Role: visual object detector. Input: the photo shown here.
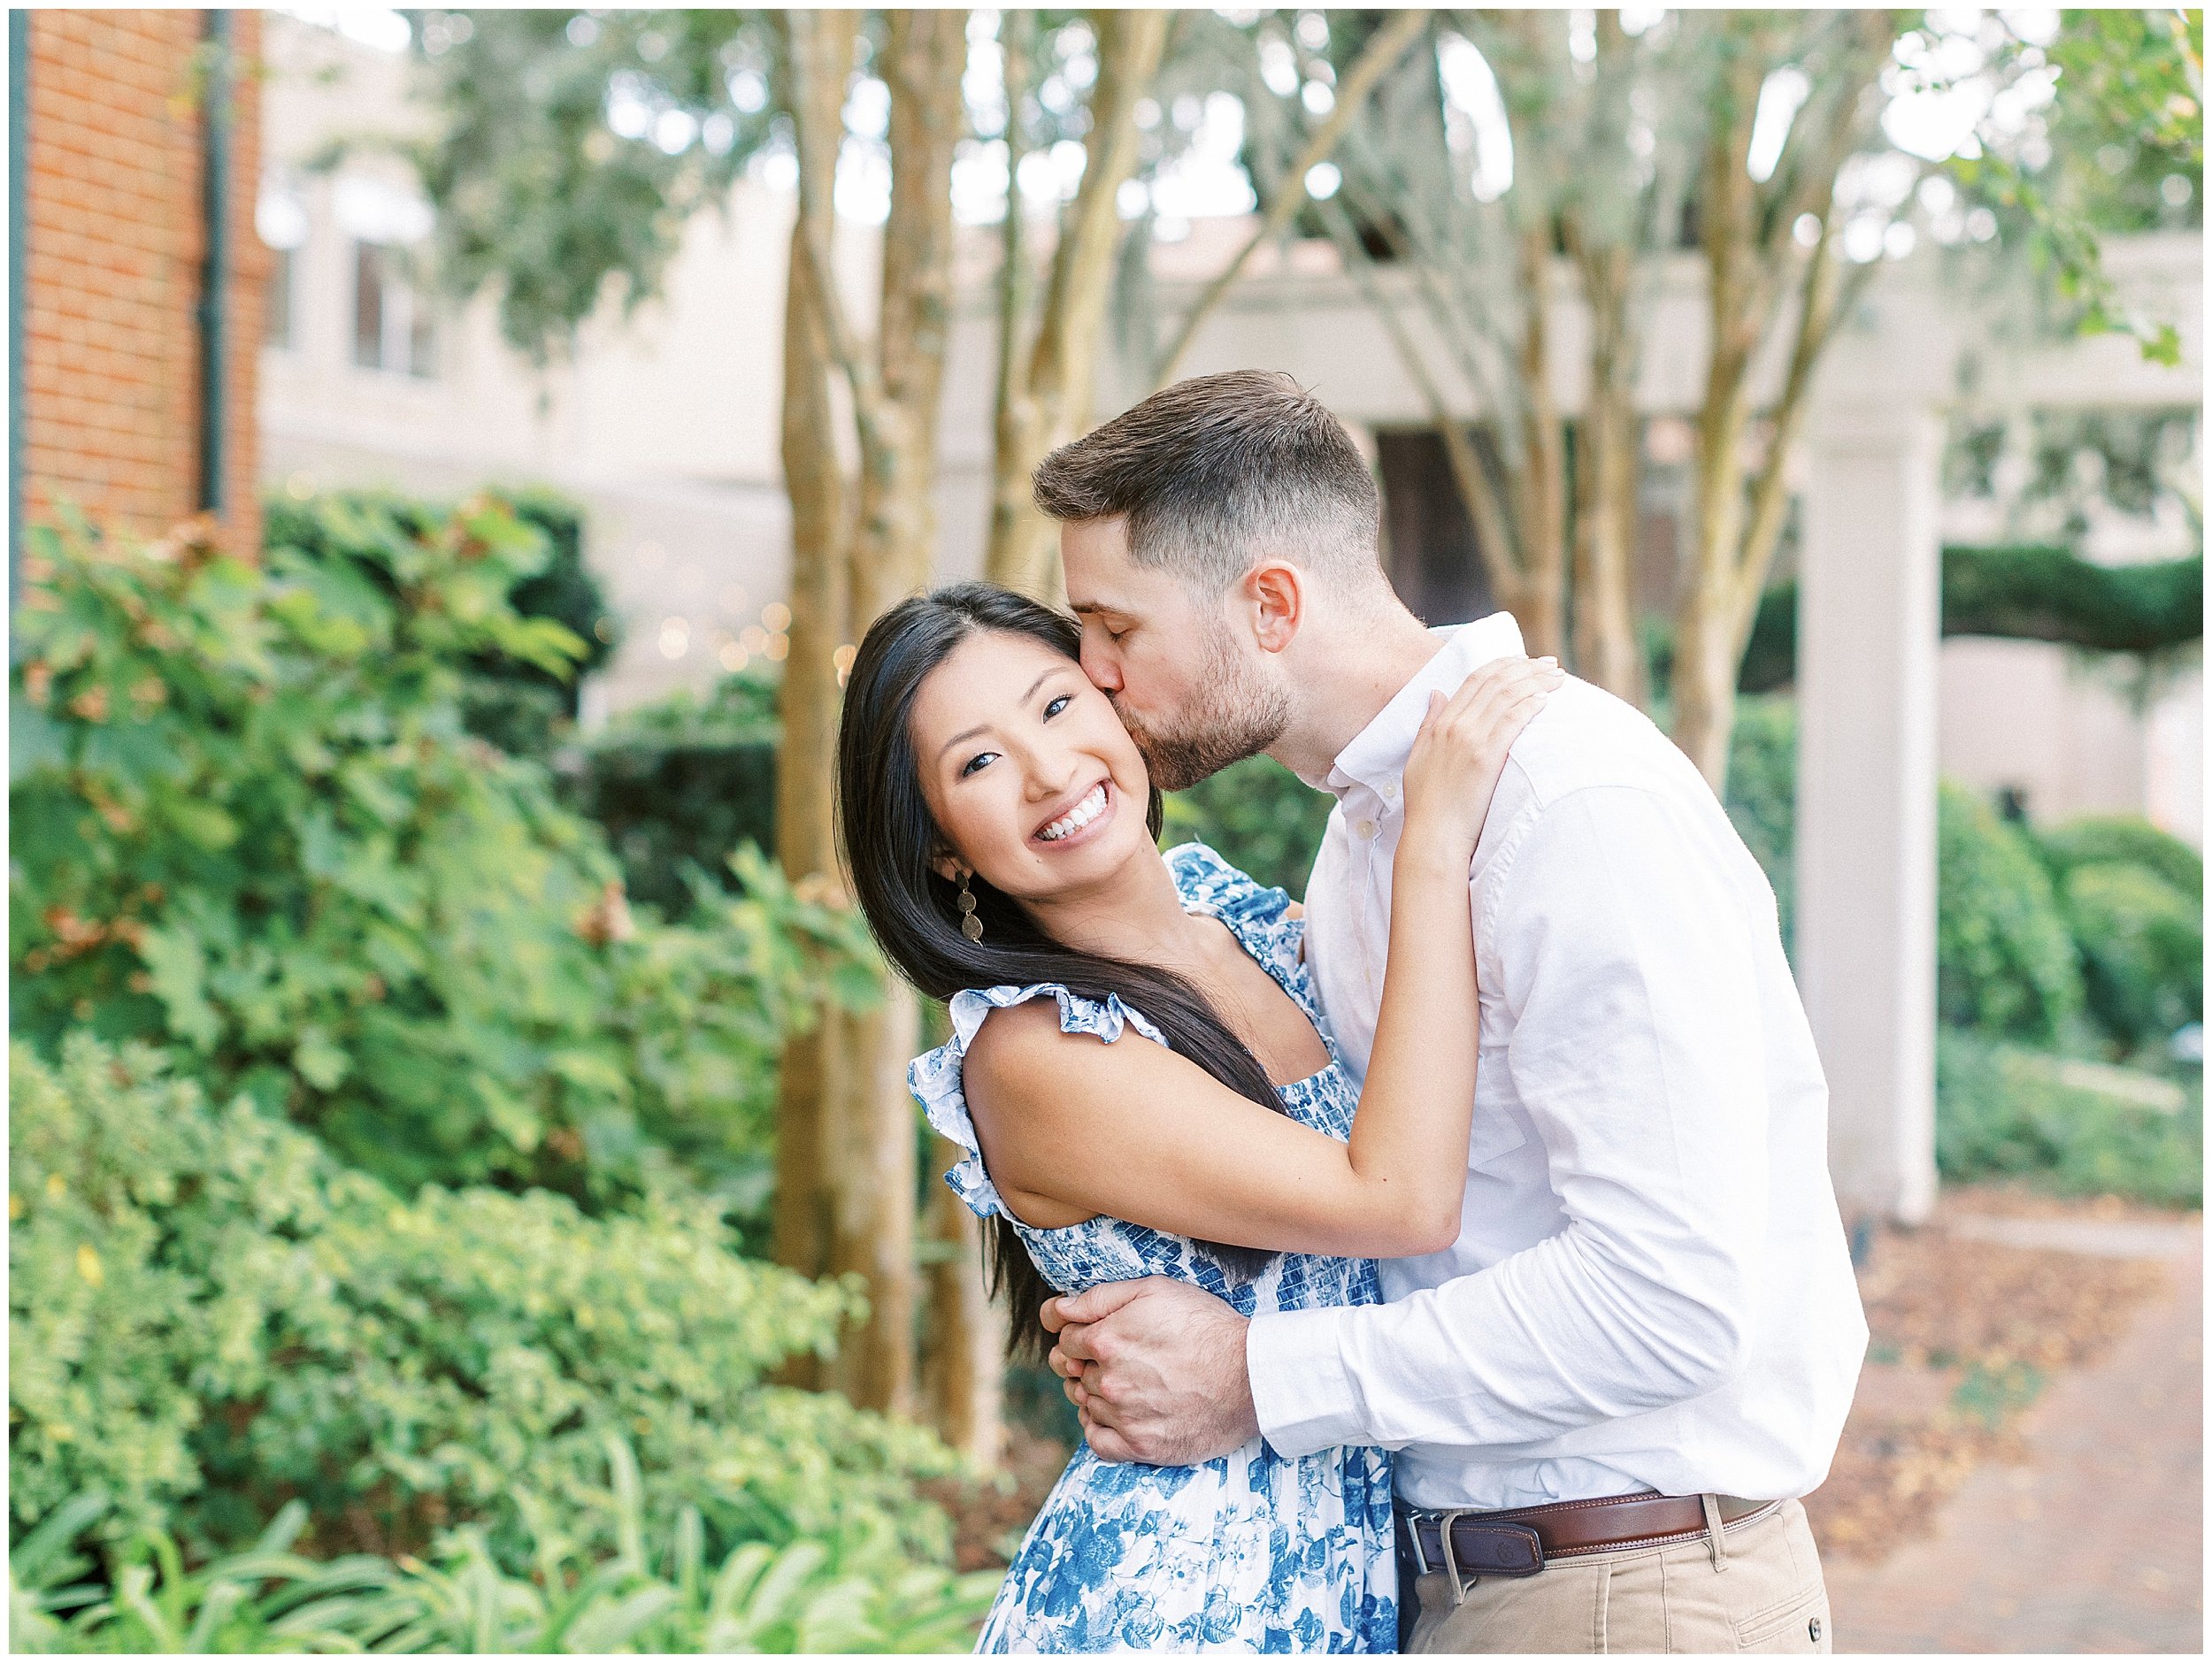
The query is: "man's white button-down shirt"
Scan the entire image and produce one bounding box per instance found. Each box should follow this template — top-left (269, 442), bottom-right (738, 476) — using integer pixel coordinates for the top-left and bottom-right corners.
top-left (1248, 616), bottom-right (1868, 1512)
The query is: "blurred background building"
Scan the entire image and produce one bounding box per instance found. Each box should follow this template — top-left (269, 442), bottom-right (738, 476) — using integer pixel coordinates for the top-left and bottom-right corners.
top-left (251, 8), bottom-right (2200, 846)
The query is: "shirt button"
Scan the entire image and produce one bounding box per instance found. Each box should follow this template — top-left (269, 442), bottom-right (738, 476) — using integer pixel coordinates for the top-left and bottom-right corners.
top-left (1355, 819), bottom-right (1378, 839)
top-left (1379, 781), bottom-right (1398, 801)
top-left (1809, 1617), bottom-right (1823, 1644)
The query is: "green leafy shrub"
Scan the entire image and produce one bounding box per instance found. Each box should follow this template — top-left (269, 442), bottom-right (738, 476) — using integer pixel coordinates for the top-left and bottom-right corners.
top-left (10, 1037), bottom-right (958, 1575)
top-left (2059, 862), bottom-right (2204, 1057)
top-left (2036, 813), bottom-right (2205, 900)
top-left (1937, 781), bottom-right (2085, 1043)
top-left (1936, 1030), bottom-right (2202, 1206)
top-left (14, 1465), bottom-right (997, 1655)
top-left (1161, 755), bottom-right (1334, 898)
top-left (566, 670), bottom-right (782, 916)
top-left (1721, 694), bottom-right (1798, 950)
top-left (262, 487), bottom-right (616, 759)
top-left (10, 510), bottom-right (871, 1196)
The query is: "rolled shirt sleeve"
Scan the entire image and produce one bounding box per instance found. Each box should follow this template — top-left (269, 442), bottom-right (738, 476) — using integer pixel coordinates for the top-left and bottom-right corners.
top-left (1250, 784), bottom-right (1775, 1460)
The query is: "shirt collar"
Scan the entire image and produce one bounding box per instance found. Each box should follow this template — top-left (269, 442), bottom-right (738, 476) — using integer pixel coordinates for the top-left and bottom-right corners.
top-left (1321, 612), bottom-right (1529, 801)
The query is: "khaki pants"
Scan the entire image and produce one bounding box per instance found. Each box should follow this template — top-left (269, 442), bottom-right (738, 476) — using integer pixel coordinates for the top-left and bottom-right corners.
top-left (1404, 1498), bottom-right (1833, 1654)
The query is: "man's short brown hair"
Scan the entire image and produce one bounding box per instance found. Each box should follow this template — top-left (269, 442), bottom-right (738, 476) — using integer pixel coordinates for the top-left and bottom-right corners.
top-left (1033, 370), bottom-right (1383, 594)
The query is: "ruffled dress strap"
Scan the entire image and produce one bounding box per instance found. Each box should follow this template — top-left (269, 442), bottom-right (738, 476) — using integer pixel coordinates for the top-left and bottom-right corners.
top-left (908, 983), bottom-right (1171, 1222)
top-left (1164, 840), bottom-right (1304, 983)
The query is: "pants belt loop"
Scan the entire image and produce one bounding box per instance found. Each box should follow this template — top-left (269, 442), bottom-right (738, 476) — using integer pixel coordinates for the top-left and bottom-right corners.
top-left (1700, 1492), bottom-right (1728, 1574)
top-left (1437, 1511), bottom-right (1473, 1606)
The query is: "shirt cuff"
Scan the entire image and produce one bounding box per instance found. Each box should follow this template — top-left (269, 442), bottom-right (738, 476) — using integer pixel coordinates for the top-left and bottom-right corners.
top-left (1247, 1303), bottom-right (1367, 1459)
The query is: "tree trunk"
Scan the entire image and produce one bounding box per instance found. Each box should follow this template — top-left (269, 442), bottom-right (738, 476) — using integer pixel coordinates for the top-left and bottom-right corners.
top-left (984, 10), bottom-right (1171, 598)
top-left (1670, 12), bottom-right (1887, 791)
top-left (771, 13), bottom-right (858, 1348)
top-left (771, 8), bottom-right (958, 1422)
top-left (921, 1134), bottom-right (1010, 1468)
top-left (1571, 239), bottom-right (1647, 706)
top-left (823, 980), bottom-right (922, 1417)
top-left (1510, 227), bottom-right (1569, 658)
top-left (850, 9), bottom-right (966, 622)
top-left (788, 8), bottom-right (968, 1421)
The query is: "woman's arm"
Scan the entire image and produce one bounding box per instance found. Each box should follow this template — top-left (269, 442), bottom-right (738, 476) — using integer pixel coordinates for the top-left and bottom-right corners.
top-left (965, 656), bottom-right (1560, 1261)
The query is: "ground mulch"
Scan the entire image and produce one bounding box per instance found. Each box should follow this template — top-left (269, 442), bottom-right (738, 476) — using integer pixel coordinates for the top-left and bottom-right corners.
top-left (1803, 1185), bottom-right (2178, 1563)
top-left (929, 1425), bottom-right (1074, 1573)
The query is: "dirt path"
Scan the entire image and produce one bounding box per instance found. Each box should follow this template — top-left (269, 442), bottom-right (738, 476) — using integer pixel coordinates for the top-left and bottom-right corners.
top-left (1825, 1215), bottom-right (2202, 1654)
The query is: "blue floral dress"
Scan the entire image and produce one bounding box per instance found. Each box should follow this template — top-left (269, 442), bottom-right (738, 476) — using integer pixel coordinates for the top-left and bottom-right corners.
top-left (910, 843), bottom-right (1398, 1653)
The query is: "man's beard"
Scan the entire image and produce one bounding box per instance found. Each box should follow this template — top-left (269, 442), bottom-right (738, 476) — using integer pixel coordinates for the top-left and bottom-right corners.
top-left (1116, 628), bottom-right (1291, 792)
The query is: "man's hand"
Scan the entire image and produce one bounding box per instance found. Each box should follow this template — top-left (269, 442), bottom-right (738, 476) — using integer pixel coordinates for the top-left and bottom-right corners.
top-left (1042, 1276), bottom-right (1258, 1465)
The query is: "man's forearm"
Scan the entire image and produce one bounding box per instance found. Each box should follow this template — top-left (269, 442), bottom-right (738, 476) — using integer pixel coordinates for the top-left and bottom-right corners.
top-left (1248, 1224), bottom-right (1752, 1460)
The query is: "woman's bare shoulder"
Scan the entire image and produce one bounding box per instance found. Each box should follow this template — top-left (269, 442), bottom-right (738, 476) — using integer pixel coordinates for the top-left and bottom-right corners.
top-left (960, 992), bottom-right (1169, 1117)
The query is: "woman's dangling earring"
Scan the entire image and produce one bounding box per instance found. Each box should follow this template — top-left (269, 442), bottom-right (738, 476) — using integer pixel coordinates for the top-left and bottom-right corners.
top-left (957, 872), bottom-right (984, 942)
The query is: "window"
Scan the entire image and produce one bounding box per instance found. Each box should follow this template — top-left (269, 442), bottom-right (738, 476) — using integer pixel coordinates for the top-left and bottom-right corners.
top-left (256, 180), bottom-right (308, 350)
top-left (350, 241), bottom-right (436, 378)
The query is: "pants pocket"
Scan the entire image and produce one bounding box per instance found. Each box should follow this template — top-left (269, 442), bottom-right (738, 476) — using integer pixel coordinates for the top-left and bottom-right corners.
top-left (1732, 1583), bottom-right (1831, 1653)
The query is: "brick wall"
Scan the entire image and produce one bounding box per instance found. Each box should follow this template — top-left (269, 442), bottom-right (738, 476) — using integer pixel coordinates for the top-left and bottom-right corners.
top-left (21, 9), bottom-right (265, 556)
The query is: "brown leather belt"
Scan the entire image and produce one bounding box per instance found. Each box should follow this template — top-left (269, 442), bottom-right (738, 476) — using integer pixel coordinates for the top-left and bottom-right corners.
top-left (1397, 1491), bottom-right (1781, 1581)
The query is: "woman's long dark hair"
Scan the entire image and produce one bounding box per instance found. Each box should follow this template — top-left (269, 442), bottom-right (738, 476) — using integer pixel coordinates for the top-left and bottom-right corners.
top-left (837, 581), bottom-right (1286, 1362)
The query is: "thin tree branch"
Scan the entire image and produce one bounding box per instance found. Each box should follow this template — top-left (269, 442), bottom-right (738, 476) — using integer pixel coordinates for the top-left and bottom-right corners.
top-left (1320, 195), bottom-right (1525, 604)
top-left (1151, 7), bottom-right (1432, 387)
top-left (784, 10), bottom-right (885, 441)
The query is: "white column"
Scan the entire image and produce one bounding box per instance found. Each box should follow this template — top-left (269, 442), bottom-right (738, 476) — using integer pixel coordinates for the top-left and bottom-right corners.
top-left (1796, 404), bottom-right (1943, 1224)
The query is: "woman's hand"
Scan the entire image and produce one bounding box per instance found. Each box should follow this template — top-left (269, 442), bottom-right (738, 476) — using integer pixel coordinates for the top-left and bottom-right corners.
top-left (1400, 655), bottom-right (1563, 865)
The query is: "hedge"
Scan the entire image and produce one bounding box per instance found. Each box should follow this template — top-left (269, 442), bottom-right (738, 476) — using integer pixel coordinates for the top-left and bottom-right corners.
top-left (1736, 543), bottom-right (2202, 694)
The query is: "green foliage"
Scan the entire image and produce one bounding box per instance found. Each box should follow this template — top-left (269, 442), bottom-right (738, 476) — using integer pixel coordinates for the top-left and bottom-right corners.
top-left (1721, 694), bottom-right (1798, 952)
top-left (10, 509), bottom-right (871, 1197)
top-left (1937, 782), bottom-right (2085, 1043)
top-left (261, 485), bottom-right (616, 758)
top-left (2058, 862), bottom-right (2204, 1057)
top-left (1945, 9), bottom-right (2200, 362)
top-left (1936, 1030), bottom-right (2202, 1207)
top-left (1947, 410), bottom-right (2200, 548)
top-left (2032, 815), bottom-right (2202, 1057)
top-left (411, 10), bottom-right (780, 358)
top-left (567, 670), bottom-right (783, 916)
top-left (1939, 542), bottom-right (2203, 654)
top-left (10, 1036), bottom-right (958, 1577)
top-left (2036, 813), bottom-right (2205, 899)
top-left (1161, 754), bottom-right (1335, 899)
top-left (1737, 545), bottom-right (2203, 694)
top-left (14, 1468), bottom-right (997, 1654)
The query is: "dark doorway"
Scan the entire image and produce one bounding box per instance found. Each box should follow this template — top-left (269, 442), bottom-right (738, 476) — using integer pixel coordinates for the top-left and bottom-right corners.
top-left (1375, 426), bottom-right (1495, 626)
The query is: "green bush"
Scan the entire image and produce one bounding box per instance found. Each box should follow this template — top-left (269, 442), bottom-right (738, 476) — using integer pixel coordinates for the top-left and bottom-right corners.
top-left (262, 487), bottom-right (616, 760)
top-left (566, 670), bottom-right (782, 916)
top-left (1936, 1030), bottom-right (2202, 1206)
top-left (10, 509), bottom-right (872, 1197)
top-left (1161, 754), bottom-right (1335, 899)
top-left (1722, 694), bottom-right (1798, 950)
top-left (13, 1471), bottom-right (997, 1655)
top-left (2060, 862), bottom-right (2204, 1056)
top-left (2025, 814), bottom-right (2202, 1057)
top-left (1937, 781), bottom-right (2085, 1043)
top-left (2036, 813), bottom-right (2204, 899)
top-left (10, 1037), bottom-right (958, 1575)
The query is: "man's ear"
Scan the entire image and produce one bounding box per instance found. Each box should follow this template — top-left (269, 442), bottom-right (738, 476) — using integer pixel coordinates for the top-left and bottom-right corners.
top-left (1246, 560), bottom-right (1305, 655)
